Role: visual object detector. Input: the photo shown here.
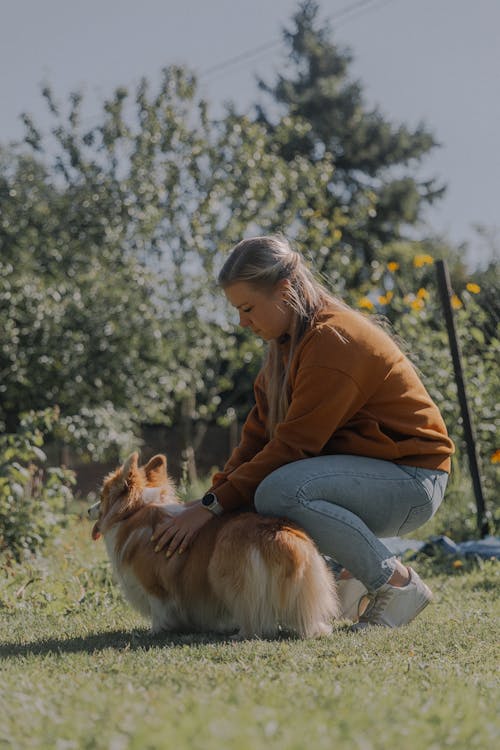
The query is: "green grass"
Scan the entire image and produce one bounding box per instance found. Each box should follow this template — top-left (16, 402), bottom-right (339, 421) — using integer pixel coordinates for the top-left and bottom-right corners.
top-left (0, 509), bottom-right (499, 750)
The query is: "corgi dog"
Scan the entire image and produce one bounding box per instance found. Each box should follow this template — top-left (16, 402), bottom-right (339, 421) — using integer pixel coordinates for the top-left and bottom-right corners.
top-left (88, 452), bottom-right (339, 639)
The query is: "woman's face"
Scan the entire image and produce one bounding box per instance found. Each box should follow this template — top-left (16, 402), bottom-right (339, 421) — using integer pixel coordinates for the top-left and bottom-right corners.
top-left (224, 281), bottom-right (293, 341)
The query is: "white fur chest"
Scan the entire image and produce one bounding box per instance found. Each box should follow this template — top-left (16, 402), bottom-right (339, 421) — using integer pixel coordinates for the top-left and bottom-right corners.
top-left (103, 526), bottom-right (151, 618)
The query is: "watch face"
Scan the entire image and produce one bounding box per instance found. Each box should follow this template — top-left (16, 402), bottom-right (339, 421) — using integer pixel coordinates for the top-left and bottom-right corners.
top-left (202, 493), bottom-right (216, 507)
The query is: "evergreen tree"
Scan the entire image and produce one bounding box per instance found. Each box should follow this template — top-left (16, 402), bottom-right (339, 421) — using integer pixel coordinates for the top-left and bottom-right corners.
top-left (256, 1), bottom-right (445, 280)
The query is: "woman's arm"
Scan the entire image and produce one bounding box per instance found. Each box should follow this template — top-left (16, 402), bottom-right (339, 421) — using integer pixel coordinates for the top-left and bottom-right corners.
top-left (210, 371), bottom-right (269, 489)
top-left (212, 329), bottom-right (372, 510)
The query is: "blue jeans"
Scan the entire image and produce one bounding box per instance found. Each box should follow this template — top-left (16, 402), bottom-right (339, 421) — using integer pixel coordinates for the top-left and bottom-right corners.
top-left (254, 455), bottom-right (448, 591)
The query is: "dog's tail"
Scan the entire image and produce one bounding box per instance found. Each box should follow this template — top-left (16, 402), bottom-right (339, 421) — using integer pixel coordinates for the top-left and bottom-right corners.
top-left (210, 516), bottom-right (339, 638)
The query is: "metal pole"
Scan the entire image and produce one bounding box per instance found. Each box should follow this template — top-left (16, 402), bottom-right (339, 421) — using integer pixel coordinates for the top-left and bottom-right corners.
top-left (435, 259), bottom-right (490, 537)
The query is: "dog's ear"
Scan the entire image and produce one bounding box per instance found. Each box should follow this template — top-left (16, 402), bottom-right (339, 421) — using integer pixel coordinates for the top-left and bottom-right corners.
top-left (121, 452), bottom-right (140, 485)
top-left (144, 454), bottom-right (168, 485)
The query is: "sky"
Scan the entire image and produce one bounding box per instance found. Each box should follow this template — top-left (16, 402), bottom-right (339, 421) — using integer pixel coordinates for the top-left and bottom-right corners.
top-left (2, 0), bottom-right (499, 269)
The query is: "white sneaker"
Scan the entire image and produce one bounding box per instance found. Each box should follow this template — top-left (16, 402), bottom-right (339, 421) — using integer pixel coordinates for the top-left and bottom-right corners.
top-left (353, 567), bottom-right (433, 629)
top-left (337, 577), bottom-right (369, 622)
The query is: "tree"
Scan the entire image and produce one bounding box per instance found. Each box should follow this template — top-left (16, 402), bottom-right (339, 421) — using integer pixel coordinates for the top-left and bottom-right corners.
top-left (1, 67), bottom-right (336, 475)
top-left (0, 148), bottom-right (167, 455)
top-left (256, 1), bottom-right (445, 285)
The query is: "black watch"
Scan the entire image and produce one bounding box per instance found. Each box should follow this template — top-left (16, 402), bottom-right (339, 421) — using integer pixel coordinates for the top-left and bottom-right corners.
top-left (201, 492), bottom-right (224, 516)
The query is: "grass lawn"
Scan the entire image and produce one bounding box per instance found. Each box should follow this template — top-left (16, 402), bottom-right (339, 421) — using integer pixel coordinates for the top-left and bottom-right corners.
top-left (1, 510), bottom-right (499, 750)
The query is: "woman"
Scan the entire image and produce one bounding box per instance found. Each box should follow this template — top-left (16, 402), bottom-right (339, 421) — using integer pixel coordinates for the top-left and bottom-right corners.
top-left (152, 235), bottom-right (454, 628)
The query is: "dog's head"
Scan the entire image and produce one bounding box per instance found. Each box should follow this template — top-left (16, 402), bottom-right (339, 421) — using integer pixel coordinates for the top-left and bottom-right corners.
top-left (88, 452), bottom-right (173, 540)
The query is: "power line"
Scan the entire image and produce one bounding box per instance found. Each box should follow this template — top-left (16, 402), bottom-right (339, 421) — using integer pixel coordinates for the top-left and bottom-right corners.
top-left (201, 39), bottom-right (279, 79)
top-left (12, 0), bottom-right (399, 138)
top-left (201, 0), bottom-right (398, 81)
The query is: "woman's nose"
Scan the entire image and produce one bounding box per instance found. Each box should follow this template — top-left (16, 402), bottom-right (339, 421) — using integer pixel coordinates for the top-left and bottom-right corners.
top-left (239, 312), bottom-right (250, 327)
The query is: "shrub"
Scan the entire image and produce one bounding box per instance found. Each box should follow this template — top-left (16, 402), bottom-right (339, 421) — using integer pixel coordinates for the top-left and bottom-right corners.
top-left (353, 255), bottom-right (499, 533)
top-left (0, 408), bottom-right (75, 560)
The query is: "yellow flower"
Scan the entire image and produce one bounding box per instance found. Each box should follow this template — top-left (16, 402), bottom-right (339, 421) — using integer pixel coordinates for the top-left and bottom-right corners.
top-left (413, 254), bottom-right (434, 268)
top-left (410, 299), bottom-right (425, 311)
top-left (451, 294), bottom-right (463, 309)
top-left (378, 292), bottom-right (394, 305)
top-left (466, 282), bottom-right (481, 294)
top-left (332, 229), bottom-right (342, 242)
top-left (417, 288), bottom-right (429, 300)
top-left (358, 296), bottom-right (375, 310)
top-left (491, 449), bottom-right (500, 464)
top-left (387, 261), bottom-right (399, 272)
top-left (452, 560), bottom-right (463, 569)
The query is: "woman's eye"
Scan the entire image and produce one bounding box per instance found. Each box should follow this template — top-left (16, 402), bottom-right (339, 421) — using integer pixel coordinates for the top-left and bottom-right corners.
top-left (242, 307), bottom-right (253, 313)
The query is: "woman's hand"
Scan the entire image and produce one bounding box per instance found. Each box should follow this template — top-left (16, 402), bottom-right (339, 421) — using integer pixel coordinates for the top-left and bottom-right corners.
top-left (151, 502), bottom-right (213, 557)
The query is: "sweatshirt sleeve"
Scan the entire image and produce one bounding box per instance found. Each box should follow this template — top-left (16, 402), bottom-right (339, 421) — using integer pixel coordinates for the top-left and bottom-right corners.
top-left (214, 333), bottom-right (370, 510)
top-left (209, 371), bottom-right (268, 491)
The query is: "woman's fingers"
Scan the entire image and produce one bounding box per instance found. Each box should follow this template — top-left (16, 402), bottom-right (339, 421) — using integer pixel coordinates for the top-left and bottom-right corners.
top-left (151, 505), bottom-right (212, 557)
top-left (175, 528), bottom-right (196, 556)
top-left (151, 520), bottom-right (177, 551)
top-left (150, 521), bottom-right (168, 544)
top-left (164, 528), bottom-right (184, 557)
top-left (152, 520), bottom-right (189, 555)
top-left (150, 510), bottom-right (179, 543)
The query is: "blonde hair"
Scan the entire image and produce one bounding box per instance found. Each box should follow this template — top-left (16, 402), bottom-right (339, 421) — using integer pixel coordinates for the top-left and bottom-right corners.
top-left (218, 235), bottom-right (345, 436)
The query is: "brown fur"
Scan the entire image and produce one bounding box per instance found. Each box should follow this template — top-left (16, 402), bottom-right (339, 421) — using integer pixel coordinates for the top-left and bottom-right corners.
top-left (89, 452), bottom-right (340, 638)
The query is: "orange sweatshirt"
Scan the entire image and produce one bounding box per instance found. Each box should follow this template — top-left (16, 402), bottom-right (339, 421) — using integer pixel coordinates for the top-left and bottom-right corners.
top-left (210, 305), bottom-right (454, 511)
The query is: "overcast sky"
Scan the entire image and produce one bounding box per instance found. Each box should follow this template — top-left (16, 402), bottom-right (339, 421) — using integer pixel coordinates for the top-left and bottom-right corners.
top-left (2, 0), bottom-right (499, 268)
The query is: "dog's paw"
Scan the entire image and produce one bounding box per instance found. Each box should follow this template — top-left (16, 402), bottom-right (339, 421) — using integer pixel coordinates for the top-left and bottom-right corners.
top-left (309, 621), bottom-right (333, 638)
top-left (149, 620), bottom-right (170, 635)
